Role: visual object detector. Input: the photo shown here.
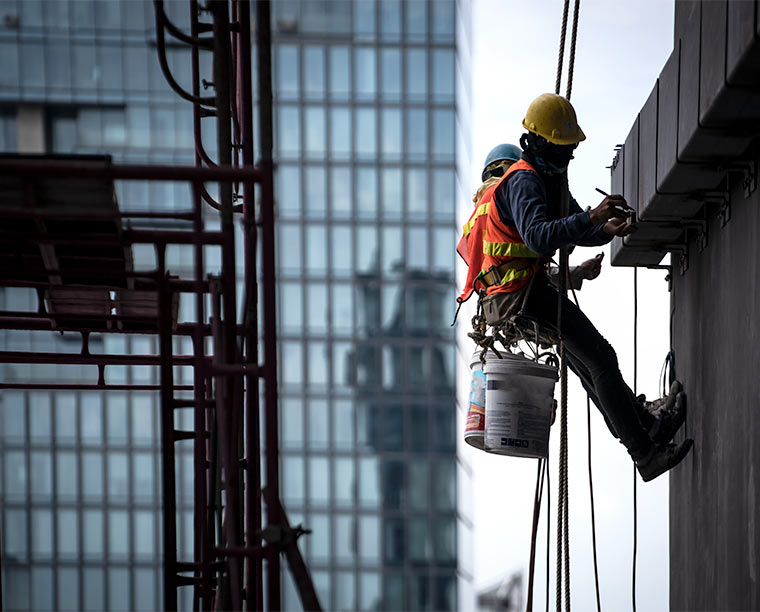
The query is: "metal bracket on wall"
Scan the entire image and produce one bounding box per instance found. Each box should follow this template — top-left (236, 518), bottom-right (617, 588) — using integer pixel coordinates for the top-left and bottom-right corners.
top-left (661, 244), bottom-right (688, 275)
top-left (719, 161), bottom-right (757, 199)
top-left (646, 263), bottom-right (673, 292)
top-left (703, 190), bottom-right (731, 228)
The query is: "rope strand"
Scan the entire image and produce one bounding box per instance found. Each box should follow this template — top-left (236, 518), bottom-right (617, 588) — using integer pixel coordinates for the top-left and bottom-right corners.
top-left (565, 0), bottom-right (581, 100)
top-left (555, 0), bottom-right (571, 95)
top-left (632, 267), bottom-right (639, 612)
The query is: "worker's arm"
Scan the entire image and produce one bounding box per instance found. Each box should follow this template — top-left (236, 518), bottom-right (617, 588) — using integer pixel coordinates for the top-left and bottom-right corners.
top-left (495, 171), bottom-right (609, 255)
top-left (568, 197), bottom-right (614, 246)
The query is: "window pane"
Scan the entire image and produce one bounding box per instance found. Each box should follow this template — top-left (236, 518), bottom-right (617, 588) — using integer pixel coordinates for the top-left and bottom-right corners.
top-left (332, 342), bottom-right (353, 388)
top-left (380, 48), bottom-right (401, 100)
top-left (354, 0), bottom-right (376, 38)
top-left (382, 227), bottom-right (403, 279)
top-left (57, 510), bottom-right (79, 559)
top-left (21, 41), bottom-right (45, 88)
top-left (334, 457), bottom-right (354, 506)
top-left (433, 458), bottom-right (456, 511)
top-left (305, 166), bottom-right (327, 218)
top-left (355, 108), bottom-right (376, 159)
top-left (277, 105), bottom-right (300, 158)
top-left (306, 283), bottom-right (328, 334)
top-left (407, 169), bottom-right (426, 219)
top-left (281, 342), bottom-right (303, 386)
top-left (406, 49), bottom-right (427, 101)
top-left (5, 451), bottom-right (26, 500)
top-left (58, 567), bottom-right (79, 611)
top-left (307, 400), bottom-right (330, 449)
top-left (278, 164), bottom-right (301, 217)
top-left (331, 283), bottom-right (353, 334)
top-left (354, 48), bottom-right (376, 99)
top-left (380, 0), bottom-right (401, 40)
top-left (303, 45), bottom-right (325, 98)
top-left (31, 568), bottom-right (53, 611)
top-left (434, 517), bottom-right (456, 563)
top-left (336, 570), bottom-right (356, 611)
top-left (308, 456), bottom-right (330, 505)
top-left (56, 393), bottom-right (77, 444)
top-left (329, 46), bottom-right (350, 99)
top-left (280, 282), bottom-right (303, 335)
top-left (358, 457), bottom-right (380, 508)
top-left (109, 510), bottom-right (129, 559)
top-left (405, 0), bottom-right (427, 40)
top-left (307, 342), bottom-right (328, 387)
top-left (80, 392), bottom-right (102, 444)
top-left (277, 45), bottom-right (299, 98)
top-left (109, 568), bottom-right (130, 611)
top-left (134, 568), bottom-right (156, 612)
top-left (281, 399), bottom-right (304, 449)
top-left (432, 49), bottom-right (455, 101)
top-left (57, 451), bottom-right (78, 502)
top-left (329, 107), bottom-right (351, 159)
top-left (381, 167), bottom-right (402, 218)
top-left (359, 516), bottom-right (380, 563)
top-left (83, 568), bottom-right (105, 612)
top-left (381, 109), bottom-right (401, 160)
top-left (283, 455), bottom-right (304, 505)
top-left (309, 514), bottom-right (330, 562)
top-left (331, 166), bottom-right (352, 218)
top-left (306, 225), bottom-right (327, 275)
top-left (407, 226), bottom-right (428, 270)
top-left (31, 509), bottom-right (53, 559)
top-left (356, 167), bottom-right (377, 219)
top-left (107, 394), bottom-right (128, 445)
top-left (331, 400), bottom-right (354, 449)
top-left (30, 451), bottom-right (52, 500)
top-left (383, 517), bottom-right (404, 565)
top-left (431, 168), bottom-right (455, 221)
top-left (108, 452), bottom-right (128, 502)
top-left (29, 392), bottom-right (51, 442)
top-left (406, 109), bottom-right (427, 160)
top-left (134, 511), bottom-right (155, 557)
top-left (335, 515), bottom-right (355, 563)
top-left (382, 407), bottom-right (404, 451)
top-left (305, 106), bottom-right (326, 158)
top-left (331, 227), bottom-right (352, 277)
top-left (360, 572), bottom-right (381, 611)
top-left (279, 223), bottom-right (302, 275)
top-left (408, 459), bottom-right (429, 510)
top-left (432, 109), bottom-right (455, 160)
top-left (432, 0), bottom-right (455, 38)
top-left (355, 226), bottom-right (378, 275)
top-left (83, 510), bottom-right (104, 559)
top-left (133, 453), bottom-right (154, 502)
top-left (82, 451), bottom-right (103, 501)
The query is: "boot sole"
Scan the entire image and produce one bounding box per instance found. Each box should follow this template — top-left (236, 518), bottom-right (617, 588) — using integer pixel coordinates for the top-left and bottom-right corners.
top-left (640, 438), bottom-right (694, 483)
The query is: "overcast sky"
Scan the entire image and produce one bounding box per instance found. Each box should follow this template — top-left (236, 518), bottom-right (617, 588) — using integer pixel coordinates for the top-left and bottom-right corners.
top-left (462, 1), bottom-right (676, 610)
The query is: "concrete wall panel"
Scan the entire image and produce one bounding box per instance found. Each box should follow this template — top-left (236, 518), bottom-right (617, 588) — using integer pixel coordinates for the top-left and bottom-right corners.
top-left (670, 149), bottom-right (760, 611)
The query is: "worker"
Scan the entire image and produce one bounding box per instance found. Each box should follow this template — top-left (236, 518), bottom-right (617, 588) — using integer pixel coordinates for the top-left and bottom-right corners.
top-left (458, 94), bottom-right (692, 482)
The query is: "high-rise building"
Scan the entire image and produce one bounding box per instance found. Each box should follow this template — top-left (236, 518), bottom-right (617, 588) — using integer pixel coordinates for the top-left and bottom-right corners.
top-left (0, 1), bottom-right (472, 610)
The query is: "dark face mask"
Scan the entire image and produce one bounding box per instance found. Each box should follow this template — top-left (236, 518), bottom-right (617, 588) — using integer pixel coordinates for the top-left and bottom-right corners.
top-left (521, 133), bottom-right (577, 175)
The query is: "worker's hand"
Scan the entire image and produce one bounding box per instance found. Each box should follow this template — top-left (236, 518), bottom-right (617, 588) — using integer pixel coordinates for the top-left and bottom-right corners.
top-left (580, 256), bottom-right (603, 280)
top-left (603, 217), bottom-right (638, 237)
top-left (589, 194), bottom-right (633, 225)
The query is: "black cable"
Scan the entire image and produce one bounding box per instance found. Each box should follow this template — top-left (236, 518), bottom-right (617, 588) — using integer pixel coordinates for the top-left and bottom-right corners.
top-left (632, 267), bottom-right (638, 612)
top-left (587, 396), bottom-right (602, 612)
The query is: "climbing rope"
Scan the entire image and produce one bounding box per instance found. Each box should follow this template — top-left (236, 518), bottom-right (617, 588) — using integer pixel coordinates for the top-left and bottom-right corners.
top-left (587, 396), bottom-right (602, 612)
top-left (632, 267), bottom-right (639, 612)
top-left (555, 0), bottom-right (570, 96)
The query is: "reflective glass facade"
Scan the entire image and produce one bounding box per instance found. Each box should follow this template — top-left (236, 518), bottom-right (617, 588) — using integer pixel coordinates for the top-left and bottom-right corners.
top-left (0, 1), bottom-right (471, 610)
top-left (272, 1), bottom-right (471, 609)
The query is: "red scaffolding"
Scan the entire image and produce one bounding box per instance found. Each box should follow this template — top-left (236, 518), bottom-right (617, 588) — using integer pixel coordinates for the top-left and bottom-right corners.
top-left (0, 1), bottom-right (319, 610)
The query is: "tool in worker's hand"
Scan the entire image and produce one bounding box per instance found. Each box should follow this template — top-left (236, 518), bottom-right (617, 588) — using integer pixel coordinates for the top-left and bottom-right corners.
top-left (596, 252), bottom-right (604, 262)
top-left (595, 187), bottom-right (634, 217)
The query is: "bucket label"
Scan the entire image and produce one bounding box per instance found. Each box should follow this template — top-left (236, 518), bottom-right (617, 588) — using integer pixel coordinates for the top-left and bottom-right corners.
top-left (485, 401), bottom-right (552, 457)
top-left (469, 370), bottom-right (486, 408)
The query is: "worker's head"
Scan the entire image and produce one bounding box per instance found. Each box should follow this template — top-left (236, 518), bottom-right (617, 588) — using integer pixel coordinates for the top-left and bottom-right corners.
top-left (481, 143), bottom-right (523, 182)
top-left (520, 93), bottom-right (585, 175)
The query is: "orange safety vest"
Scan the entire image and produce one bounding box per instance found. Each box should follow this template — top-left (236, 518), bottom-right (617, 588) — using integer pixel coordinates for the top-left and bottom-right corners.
top-left (457, 159), bottom-right (542, 302)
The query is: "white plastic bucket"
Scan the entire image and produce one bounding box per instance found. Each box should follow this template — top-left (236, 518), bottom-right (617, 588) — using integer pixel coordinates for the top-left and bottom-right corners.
top-left (483, 354), bottom-right (558, 458)
top-left (464, 350), bottom-right (487, 449)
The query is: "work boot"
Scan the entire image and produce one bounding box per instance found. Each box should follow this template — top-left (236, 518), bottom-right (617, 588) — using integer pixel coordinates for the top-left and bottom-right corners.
top-left (649, 391), bottom-right (687, 445)
top-left (635, 438), bottom-right (694, 483)
top-left (642, 381), bottom-right (686, 444)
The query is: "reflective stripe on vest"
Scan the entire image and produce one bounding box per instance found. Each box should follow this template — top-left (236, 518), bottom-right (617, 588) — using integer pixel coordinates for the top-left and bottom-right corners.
top-left (482, 159), bottom-right (542, 295)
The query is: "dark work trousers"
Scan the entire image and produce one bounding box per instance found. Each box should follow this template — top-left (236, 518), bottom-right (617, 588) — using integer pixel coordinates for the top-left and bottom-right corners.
top-left (520, 274), bottom-right (653, 459)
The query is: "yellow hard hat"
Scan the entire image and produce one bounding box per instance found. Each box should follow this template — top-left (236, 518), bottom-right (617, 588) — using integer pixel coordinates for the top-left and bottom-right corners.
top-left (522, 93), bottom-right (586, 145)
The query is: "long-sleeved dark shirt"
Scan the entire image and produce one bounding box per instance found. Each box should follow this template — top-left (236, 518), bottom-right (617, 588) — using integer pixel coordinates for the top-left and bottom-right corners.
top-left (493, 168), bottom-right (612, 256)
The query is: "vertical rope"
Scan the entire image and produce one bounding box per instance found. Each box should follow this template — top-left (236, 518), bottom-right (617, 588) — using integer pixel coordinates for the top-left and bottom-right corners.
top-left (587, 397), bottom-right (602, 612)
top-left (546, 463), bottom-right (551, 612)
top-left (555, 0), bottom-right (571, 95)
top-left (565, 0), bottom-right (581, 100)
top-left (527, 459), bottom-right (547, 612)
top-left (632, 267), bottom-right (639, 612)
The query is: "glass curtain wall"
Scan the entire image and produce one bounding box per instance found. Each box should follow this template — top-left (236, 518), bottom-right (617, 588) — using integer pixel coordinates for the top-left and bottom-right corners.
top-left (0, 2), bottom-right (202, 610)
top-left (272, 1), bottom-right (465, 610)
